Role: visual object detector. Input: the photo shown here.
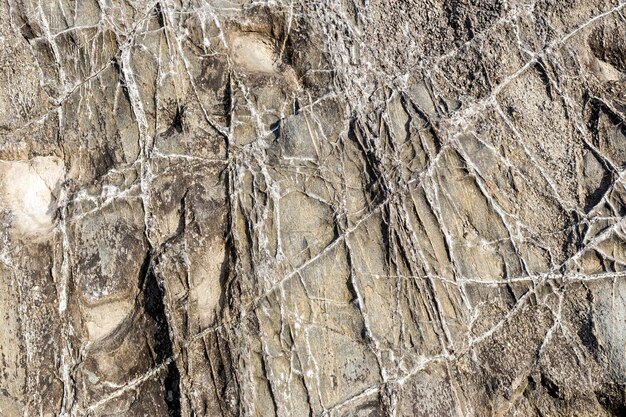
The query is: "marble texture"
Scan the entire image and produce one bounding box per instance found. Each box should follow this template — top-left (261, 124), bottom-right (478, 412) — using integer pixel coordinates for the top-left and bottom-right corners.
top-left (0, 0), bottom-right (626, 416)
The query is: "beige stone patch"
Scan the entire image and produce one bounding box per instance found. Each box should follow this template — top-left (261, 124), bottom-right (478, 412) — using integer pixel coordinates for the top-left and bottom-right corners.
top-left (594, 58), bottom-right (623, 81)
top-left (0, 156), bottom-right (65, 240)
top-left (191, 239), bottom-right (226, 329)
top-left (231, 33), bottom-right (278, 73)
top-left (0, 393), bottom-right (22, 417)
top-left (84, 300), bottom-right (134, 341)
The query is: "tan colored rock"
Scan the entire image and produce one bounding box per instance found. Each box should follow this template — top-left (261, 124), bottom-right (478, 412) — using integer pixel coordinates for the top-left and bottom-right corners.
top-left (1, 0), bottom-right (626, 416)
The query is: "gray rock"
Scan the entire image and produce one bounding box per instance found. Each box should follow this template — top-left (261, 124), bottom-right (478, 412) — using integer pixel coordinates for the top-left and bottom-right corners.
top-left (1, 0), bottom-right (625, 415)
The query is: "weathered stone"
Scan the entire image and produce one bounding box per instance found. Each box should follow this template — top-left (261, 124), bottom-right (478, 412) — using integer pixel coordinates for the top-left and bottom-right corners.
top-left (1, 0), bottom-right (626, 416)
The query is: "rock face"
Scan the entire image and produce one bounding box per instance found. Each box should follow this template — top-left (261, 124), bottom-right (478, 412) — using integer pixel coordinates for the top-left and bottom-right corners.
top-left (1, 0), bottom-right (625, 416)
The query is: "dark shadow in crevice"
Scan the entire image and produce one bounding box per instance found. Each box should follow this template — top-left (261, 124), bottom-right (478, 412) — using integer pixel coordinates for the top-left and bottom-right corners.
top-left (140, 253), bottom-right (182, 417)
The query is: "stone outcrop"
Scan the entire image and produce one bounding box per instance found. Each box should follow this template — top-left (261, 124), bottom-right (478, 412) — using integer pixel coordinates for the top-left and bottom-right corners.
top-left (0, 0), bottom-right (625, 416)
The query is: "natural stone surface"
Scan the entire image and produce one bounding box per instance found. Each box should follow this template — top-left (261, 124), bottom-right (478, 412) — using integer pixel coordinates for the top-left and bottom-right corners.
top-left (1, 0), bottom-right (625, 416)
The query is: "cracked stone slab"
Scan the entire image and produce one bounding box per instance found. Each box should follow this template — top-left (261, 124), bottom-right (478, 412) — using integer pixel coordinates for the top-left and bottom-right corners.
top-left (1, 0), bottom-right (626, 416)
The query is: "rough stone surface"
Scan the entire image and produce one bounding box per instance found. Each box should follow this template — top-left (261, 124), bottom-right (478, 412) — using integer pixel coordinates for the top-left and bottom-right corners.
top-left (1, 0), bottom-right (626, 416)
